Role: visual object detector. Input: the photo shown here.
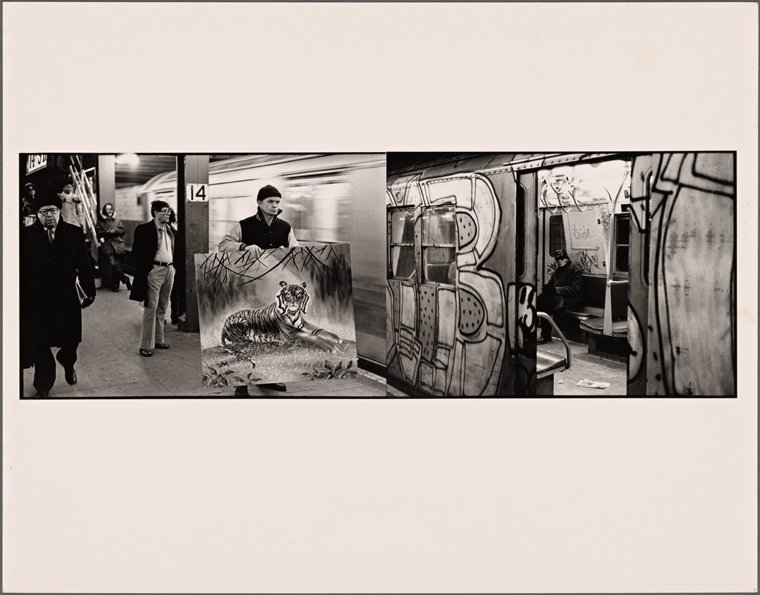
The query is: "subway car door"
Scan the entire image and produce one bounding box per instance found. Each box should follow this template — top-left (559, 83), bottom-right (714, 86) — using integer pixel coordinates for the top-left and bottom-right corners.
top-left (628, 155), bottom-right (652, 395)
top-left (509, 169), bottom-right (538, 395)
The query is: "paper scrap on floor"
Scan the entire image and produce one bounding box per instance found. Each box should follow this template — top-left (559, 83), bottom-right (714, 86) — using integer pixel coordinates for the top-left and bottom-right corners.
top-left (577, 378), bottom-right (611, 389)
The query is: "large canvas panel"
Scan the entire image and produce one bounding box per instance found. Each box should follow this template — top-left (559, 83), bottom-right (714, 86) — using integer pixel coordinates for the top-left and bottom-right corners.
top-left (194, 242), bottom-right (357, 388)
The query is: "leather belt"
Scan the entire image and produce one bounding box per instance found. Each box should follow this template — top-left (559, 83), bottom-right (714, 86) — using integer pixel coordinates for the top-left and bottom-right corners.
top-left (153, 260), bottom-right (173, 267)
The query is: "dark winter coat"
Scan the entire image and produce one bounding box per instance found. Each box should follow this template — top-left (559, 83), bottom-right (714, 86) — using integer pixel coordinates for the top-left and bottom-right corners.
top-left (21, 219), bottom-right (96, 346)
top-left (95, 215), bottom-right (126, 256)
top-left (129, 220), bottom-right (174, 302)
top-left (546, 261), bottom-right (583, 309)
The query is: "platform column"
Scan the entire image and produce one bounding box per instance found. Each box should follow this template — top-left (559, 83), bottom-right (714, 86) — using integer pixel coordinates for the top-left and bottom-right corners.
top-left (176, 155), bottom-right (209, 333)
top-left (93, 155), bottom-right (116, 263)
top-left (97, 155), bottom-right (115, 207)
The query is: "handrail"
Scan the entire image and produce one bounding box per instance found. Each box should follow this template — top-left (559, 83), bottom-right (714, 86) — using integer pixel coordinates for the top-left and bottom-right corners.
top-left (536, 312), bottom-right (572, 370)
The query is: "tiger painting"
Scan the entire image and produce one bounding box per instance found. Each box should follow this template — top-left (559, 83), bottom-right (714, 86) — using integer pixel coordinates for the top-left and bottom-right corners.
top-left (220, 281), bottom-right (344, 352)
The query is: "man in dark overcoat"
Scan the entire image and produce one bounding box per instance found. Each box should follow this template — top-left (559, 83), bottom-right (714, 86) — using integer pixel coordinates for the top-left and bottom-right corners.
top-left (21, 194), bottom-right (96, 397)
top-left (537, 249), bottom-right (583, 343)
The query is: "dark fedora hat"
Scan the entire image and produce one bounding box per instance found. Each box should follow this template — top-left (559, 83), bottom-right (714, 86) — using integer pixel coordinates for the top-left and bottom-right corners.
top-left (33, 194), bottom-right (63, 212)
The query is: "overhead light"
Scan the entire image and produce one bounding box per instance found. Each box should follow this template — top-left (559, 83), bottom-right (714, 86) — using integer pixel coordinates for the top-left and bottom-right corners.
top-left (115, 153), bottom-right (141, 167)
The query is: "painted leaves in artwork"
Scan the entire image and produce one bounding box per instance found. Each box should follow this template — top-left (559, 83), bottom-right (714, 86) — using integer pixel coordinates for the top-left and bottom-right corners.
top-left (301, 359), bottom-right (358, 381)
top-left (202, 364), bottom-right (261, 387)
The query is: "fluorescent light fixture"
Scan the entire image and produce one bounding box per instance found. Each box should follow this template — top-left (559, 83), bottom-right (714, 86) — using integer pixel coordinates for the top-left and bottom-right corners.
top-left (115, 153), bottom-right (141, 167)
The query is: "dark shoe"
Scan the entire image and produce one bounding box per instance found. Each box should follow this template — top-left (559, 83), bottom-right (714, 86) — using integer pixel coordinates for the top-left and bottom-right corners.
top-left (139, 348), bottom-right (153, 357)
top-left (35, 389), bottom-right (50, 398)
top-left (64, 367), bottom-right (77, 385)
top-left (234, 385), bottom-right (250, 397)
top-left (55, 352), bottom-right (77, 384)
top-left (260, 383), bottom-right (287, 392)
top-left (154, 343), bottom-right (170, 349)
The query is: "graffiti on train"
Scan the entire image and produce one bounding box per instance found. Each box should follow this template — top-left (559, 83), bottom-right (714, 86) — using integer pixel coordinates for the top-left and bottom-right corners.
top-left (630, 152), bottom-right (735, 395)
top-left (627, 303), bottom-right (645, 385)
top-left (386, 174), bottom-right (506, 396)
top-left (546, 248), bottom-right (603, 277)
top-left (507, 283), bottom-right (537, 390)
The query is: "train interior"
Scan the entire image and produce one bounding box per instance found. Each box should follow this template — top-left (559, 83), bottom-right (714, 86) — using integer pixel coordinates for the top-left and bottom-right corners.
top-left (534, 159), bottom-right (630, 395)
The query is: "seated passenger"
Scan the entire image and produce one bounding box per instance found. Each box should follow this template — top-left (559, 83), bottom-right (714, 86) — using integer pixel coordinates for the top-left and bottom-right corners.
top-left (537, 249), bottom-right (583, 344)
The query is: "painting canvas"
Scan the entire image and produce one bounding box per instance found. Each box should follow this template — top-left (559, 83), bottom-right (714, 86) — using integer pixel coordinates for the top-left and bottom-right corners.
top-left (194, 242), bottom-right (358, 388)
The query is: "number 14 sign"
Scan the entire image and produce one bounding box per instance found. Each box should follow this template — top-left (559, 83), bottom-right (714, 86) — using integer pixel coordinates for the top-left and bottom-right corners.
top-left (187, 183), bottom-right (209, 202)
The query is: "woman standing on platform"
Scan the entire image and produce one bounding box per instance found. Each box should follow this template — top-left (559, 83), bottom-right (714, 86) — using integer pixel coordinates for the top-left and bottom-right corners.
top-left (95, 203), bottom-right (131, 291)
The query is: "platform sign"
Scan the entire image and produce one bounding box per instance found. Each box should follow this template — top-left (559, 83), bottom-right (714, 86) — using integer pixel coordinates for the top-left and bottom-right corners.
top-left (26, 154), bottom-right (47, 175)
top-left (187, 183), bottom-right (209, 202)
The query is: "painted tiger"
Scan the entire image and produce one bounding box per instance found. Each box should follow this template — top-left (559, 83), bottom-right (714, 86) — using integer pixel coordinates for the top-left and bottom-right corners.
top-left (220, 281), bottom-right (343, 352)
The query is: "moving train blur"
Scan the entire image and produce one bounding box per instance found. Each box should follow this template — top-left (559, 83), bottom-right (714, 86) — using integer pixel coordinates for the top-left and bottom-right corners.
top-left (114, 154), bottom-right (386, 369)
top-left (386, 152), bottom-right (735, 396)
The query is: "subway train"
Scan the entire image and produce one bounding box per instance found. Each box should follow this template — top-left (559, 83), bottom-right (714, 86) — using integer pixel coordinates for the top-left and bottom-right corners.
top-left (386, 152), bottom-right (736, 397)
top-left (115, 154), bottom-right (386, 368)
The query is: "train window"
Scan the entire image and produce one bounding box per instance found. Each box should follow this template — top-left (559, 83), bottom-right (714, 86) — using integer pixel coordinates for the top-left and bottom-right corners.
top-left (388, 208), bottom-right (416, 280)
top-left (549, 215), bottom-right (566, 254)
top-left (421, 205), bottom-right (456, 285)
top-left (614, 213), bottom-right (631, 274)
top-left (422, 246), bottom-right (456, 284)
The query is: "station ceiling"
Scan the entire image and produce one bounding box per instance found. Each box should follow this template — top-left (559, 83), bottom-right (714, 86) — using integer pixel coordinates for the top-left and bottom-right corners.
top-left (115, 154), bottom-right (177, 188)
top-left (114, 154), bottom-right (241, 188)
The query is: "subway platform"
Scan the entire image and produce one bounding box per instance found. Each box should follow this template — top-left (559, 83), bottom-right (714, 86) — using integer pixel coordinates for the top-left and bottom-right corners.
top-left (21, 283), bottom-right (387, 398)
top-left (383, 339), bottom-right (627, 397)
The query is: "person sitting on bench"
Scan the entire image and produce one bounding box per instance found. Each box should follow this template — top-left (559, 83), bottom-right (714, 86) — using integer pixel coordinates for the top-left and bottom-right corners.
top-left (537, 249), bottom-right (583, 344)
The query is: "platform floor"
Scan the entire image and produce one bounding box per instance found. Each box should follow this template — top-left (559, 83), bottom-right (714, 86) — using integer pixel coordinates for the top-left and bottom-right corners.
top-left (539, 337), bottom-right (627, 396)
top-left (21, 284), bottom-right (387, 398)
top-left (386, 337), bottom-right (628, 397)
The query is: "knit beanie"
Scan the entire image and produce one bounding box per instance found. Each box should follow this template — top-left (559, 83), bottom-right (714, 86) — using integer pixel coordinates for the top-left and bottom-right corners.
top-left (257, 184), bottom-right (282, 201)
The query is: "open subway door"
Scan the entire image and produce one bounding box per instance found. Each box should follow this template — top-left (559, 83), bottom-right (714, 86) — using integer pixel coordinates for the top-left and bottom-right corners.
top-left (529, 155), bottom-right (632, 395)
top-left (629, 153), bottom-right (736, 396)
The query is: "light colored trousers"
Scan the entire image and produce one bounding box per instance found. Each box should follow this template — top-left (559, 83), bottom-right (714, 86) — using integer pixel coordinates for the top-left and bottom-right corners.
top-left (139, 265), bottom-right (175, 350)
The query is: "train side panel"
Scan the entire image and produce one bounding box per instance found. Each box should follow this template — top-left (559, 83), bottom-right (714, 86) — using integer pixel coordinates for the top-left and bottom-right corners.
top-left (632, 152), bottom-right (736, 395)
top-left (386, 169), bottom-right (522, 396)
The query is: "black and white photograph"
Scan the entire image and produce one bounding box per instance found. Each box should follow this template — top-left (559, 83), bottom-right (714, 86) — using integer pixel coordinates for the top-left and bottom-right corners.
top-left (18, 153), bottom-right (387, 397)
top-left (3, 2), bottom-right (756, 594)
top-left (15, 151), bottom-right (742, 398)
top-left (386, 152), bottom-right (736, 397)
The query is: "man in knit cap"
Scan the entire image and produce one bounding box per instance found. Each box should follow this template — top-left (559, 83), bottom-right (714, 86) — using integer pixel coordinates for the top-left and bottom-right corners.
top-left (21, 193), bottom-right (96, 397)
top-left (537, 249), bottom-right (583, 343)
top-left (219, 184), bottom-right (299, 394)
top-left (218, 184), bottom-right (299, 255)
